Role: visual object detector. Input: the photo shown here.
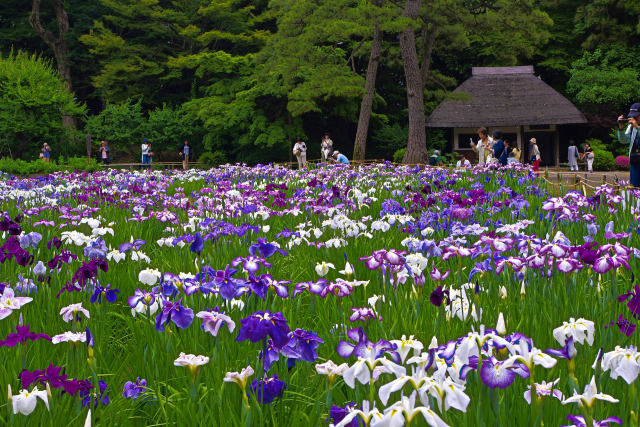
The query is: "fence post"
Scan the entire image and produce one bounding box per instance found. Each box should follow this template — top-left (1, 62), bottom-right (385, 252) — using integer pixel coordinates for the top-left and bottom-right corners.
top-left (602, 175), bottom-right (606, 185)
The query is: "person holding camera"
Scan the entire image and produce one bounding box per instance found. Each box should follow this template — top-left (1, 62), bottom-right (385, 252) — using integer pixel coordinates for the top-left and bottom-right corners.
top-left (470, 127), bottom-right (492, 165)
top-left (618, 103), bottom-right (640, 187)
top-left (320, 133), bottom-right (333, 163)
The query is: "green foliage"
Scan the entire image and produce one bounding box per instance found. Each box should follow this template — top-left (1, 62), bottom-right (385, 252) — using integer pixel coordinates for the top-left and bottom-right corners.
top-left (465, 0), bottom-right (553, 65)
top-left (393, 148), bottom-right (406, 163)
top-left (1, 0), bottom-right (633, 163)
top-left (85, 101), bottom-right (202, 161)
top-left (586, 138), bottom-right (615, 171)
top-left (0, 156), bottom-right (99, 175)
top-left (369, 123), bottom-right (408, 160)
top-left (144, 104), bottom-right (198, 149)
top-left (0, 50), bottom-right (86, 159)
top-left (198, 151), bottom-right (228, 168)
top-left (427, 129), bottom-right (448, 153)
top-left (84, 99), bottom-right (145, 152)
top-left (567, 49), bottom-right (640, 111)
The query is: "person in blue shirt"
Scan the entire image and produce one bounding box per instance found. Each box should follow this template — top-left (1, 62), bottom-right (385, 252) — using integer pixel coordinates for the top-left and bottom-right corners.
top-left (331, 151), bottom-right (350, 164)
top-left (618, 103), bottom-right (640, 187)
top-left (180, 140), bottom-right (190, 170)
top-left (491, 130), bottom-right (507, 166)
top-left (41, 143), bottom-right (51, 163)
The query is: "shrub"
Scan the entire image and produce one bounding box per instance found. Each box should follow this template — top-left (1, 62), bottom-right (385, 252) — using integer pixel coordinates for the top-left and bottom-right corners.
top-left (0, 157), bottom-right (99, 175)
top-left (393, 148), bottom-right (406, 163)
top-left (198, 151), bottom-right (228, 168)
top-left (0, 50), bottom-right (86, 161)
top-left (615, 155), bottom-right (630, 169)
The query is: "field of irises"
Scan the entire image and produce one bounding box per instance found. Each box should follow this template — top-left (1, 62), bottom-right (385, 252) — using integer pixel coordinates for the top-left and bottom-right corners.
top-left (0, 162), bottom-right (639, 426)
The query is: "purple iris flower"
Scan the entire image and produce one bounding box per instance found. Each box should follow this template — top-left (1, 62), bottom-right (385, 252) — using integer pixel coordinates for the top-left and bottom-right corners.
top-left (605, 314), bottom-right (636, 337)
top-left (618, 285), bottom-right (640, 319)
top-left (154, 299), bottom-right (194, 331)
top-left (80, 380), bottom-right (110, 408)
top-left (46, 236), bottom-right (62, 250)
top-left (248, 375), bottom-right (286, 404)
top-left (236, 311), bottom-right (291, 348)
top-left (47, 249), bottom-right (77, 269)
top-left (0, 216), bottom-right (20, 234)
top-left (15, 275), bottom-right (38, 294)
top-left (128, 288), bottom-right (156, 309)
top-left (123, 378), bottom-right (148, 400)
top-left (212, 266), bottom-right (248, 300)
top-left (72, 259), bottom-right (108, 288)
top-left (0, 236), bottom-right (34, 266)
top-left (259, 339), bottom-right (281, 371)
top-left (19, 232), bottom-right (42, 250)
top-left (280, 329), bottom-right (324, 362)
top-left (118, 239), bottom-right (146, 253)
top-left (336, 327), bottom-right (395, 360)
top-left (0, 324), bottom-right (51, 347)
top-left (83, 238), bottom-right (107, 259)
top-left (276, 228), bottom-right (299, 239)
top-left (90, 284), bottom-right (119, 303)
top-left (86, 327), bottom-right (94, 348)
top-left (468, 259), bottom-right (493, 282)
top-left (328, 402), bottom-right (358, 427)
top-left (429, 285), bottom-right (449, 307)
top-left (563, 415), bottom-right (622, 427)
top-left (546, 336), bottom-right (577, 359)
top-left (190, 232), bottom-right (204, 256)
top-left (21, 364), bottom-right (92, 396)
top-left (349, 307), bottom-right (381, 322)
top-left (249, 238), bottom-right (286, 258)
top-left (231, 255), bottom-right (271, 276)
top-left (480, 356), bottom-right (529, 389)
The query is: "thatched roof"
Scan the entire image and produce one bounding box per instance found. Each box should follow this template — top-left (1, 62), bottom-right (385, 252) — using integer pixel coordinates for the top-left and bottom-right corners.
top-left (426, 66), bottom-right (587, 128)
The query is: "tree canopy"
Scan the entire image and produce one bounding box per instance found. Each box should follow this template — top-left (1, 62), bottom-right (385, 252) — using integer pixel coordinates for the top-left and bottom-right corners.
top-left (0, 0), bottom-right (638, 163)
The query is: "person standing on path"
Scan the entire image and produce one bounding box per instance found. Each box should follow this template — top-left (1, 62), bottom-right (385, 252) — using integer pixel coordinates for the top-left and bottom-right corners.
top-left (141, 139), bottom-right (150, 167)
top-left (618, 103), bottom-right (640, 187)
top-left (321, 133), bottom-right (333, 163)
top-left (293, 137), bottom-right (307, 170)
top-left (567, 140), bottom-right (578, 171)
top-left (581, 143), bottom-right (594, 173)
top-left (42, 143), bottom-right (51, 163)
top-left (492, 130), bottom-right (507, 166)
top-left (180, 140), bottom-right (190, 170)
top-left (530, 138), bottom-right (541, 172)
top-left (470, 127), bottom-right (492, 165)
top-left (99, 140), bottom-right (110, 165)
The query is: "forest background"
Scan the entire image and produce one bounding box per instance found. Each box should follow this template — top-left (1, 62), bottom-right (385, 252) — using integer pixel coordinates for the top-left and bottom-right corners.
top-left (0, 0), bottom-right (639, 166)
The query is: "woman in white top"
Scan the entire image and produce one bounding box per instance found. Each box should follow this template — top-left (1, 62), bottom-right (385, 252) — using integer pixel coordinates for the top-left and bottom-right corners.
top-left (456, 154), bottom-right (471, 168)
top-left (321, 133), bottom-right (333, 163)
top-left (470, 127), bottom-right (493, 165)
top-left (293, 137), bottom-right (307, 169)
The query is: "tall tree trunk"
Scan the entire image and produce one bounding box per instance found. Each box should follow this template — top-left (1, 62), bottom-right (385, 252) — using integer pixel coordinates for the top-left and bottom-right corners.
top-left (420, 25), bottom-right (437, 89)
top-left (352, 19), bottom-right (383, 161)
top-left (30, 0), bottom-right (77, 129)
top-left (400, 0), bottom-right (427, 164)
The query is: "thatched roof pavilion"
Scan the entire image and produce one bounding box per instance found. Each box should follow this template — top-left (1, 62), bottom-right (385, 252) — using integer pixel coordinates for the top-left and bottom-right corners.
top-left (427, 66), bottom-right (587, 166)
